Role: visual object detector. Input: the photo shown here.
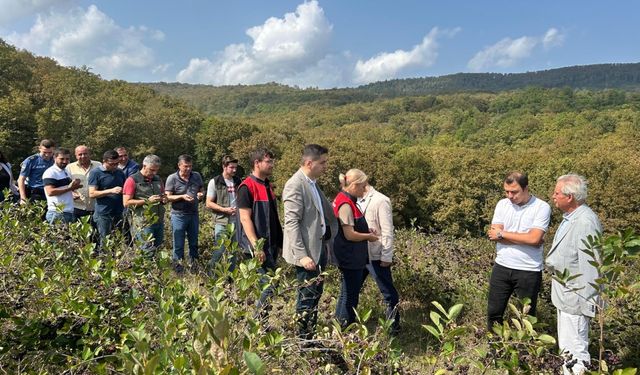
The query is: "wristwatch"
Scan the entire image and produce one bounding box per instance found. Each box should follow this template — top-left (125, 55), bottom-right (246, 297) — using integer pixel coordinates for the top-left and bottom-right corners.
top-left (497, 231), bottom-right (503, 240)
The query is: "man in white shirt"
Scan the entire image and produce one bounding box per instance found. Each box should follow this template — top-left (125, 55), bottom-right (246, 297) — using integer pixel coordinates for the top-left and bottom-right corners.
top-left (43, 148), bottom-right (82, 224)
top-left (486, 172), bottom-right (551, 330)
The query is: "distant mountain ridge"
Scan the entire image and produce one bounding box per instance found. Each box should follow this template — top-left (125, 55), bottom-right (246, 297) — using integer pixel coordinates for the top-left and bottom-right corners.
top-left (357, 63), bottom-right (640, 95)
top-left (144, 63), bottom-right (640, 115)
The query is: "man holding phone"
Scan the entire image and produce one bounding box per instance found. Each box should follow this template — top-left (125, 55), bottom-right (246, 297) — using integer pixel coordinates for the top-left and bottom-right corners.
top-left (123, 154), bottom-right (166, 257)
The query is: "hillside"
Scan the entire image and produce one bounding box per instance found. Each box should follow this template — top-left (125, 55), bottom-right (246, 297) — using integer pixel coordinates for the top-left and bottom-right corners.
top-left (144, 63), bottom-right (640, 115)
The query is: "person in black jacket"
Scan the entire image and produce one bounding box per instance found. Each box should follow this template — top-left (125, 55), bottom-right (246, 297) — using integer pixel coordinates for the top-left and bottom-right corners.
top-left (332, 168), bottom-right (378, 328)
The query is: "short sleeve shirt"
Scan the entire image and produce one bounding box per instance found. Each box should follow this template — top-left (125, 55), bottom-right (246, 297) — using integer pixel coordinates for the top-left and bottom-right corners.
top-left (165, 171), bottom-right (203, 214)
top-left (337, 204), bottom-right (355, 226)
top-left (123, 175), bottom-right (165, 196)
top-left (43, 165), bottom-right (74, 213)
top-left (207, 178), bottom-right (237, 207)
top-left (119, 159), bottom-right (140, 178)
top-left (491, 195), bottom-right (551, 271)
top-left (236, 177), bottom-right (283, 247)
top-left (20, 154), bottom-right (54, 189)
top-left (88, 166), bottom-right (126, 216)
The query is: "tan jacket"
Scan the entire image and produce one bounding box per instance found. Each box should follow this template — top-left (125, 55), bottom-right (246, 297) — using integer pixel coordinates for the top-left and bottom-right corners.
top-left (282, 169), bottom-right (338, 266)
top-left (358, 186), bottom-right (394, 263)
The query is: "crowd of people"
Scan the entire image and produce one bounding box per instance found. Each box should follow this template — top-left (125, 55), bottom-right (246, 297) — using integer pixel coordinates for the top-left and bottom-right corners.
top-left (1, 140), bottom-right (602, 374)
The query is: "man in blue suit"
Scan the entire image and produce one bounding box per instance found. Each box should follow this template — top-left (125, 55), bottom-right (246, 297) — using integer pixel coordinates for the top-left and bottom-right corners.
top-left (546, 174), bottom-right (602, 375)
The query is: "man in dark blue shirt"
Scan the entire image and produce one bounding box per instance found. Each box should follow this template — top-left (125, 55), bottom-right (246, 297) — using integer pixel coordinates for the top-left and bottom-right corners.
top-left (89, 150), bottom-right (126, 249)
top-left (18, 139), bottom-right (55, 203)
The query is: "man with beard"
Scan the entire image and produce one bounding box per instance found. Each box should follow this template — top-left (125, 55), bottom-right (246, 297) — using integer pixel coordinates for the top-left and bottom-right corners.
top-left (43, 148), bottom-right (82, 224)
top-left (18, 139), bottom-right (55, 203)
top-left (237, 148), bottom-right (283, 322)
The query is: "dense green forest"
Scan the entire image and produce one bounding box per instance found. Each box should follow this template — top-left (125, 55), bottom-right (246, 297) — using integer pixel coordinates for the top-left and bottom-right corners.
top-left (2, 38), bottom-right (640, 235)
top-left (2, 38), bottom-right (640, 373)
top-left (144, 63), bottom-right (640, 115)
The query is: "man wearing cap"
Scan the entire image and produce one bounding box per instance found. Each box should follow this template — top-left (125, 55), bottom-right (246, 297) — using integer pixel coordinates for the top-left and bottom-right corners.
top-left (18, 139), bottom-right (55, 203)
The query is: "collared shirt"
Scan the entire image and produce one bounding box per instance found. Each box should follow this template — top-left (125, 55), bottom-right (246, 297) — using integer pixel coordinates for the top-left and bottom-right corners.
top-left (118, 159), bottom-right (140, 178)
top-left (303, 173), bottom-right (325, 236)
top-left (88, 166), bottom-right (126, 216)
top-left (165, 171), bottom-right (203, 214)
top-left (20, 154), bottom-right (54, 189)
top-left (66, 160), bottom-right (101, 211)
top-left (554, 209), bottom-right (578, 242)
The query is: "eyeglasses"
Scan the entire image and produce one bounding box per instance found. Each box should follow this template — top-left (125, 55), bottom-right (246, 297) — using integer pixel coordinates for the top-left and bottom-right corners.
top-left (106, 159), bottom-right (120, 165)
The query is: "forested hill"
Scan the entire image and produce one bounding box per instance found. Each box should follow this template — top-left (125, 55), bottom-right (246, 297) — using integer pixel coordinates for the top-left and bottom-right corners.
top-left (144, 63), bottom-right (640, 115)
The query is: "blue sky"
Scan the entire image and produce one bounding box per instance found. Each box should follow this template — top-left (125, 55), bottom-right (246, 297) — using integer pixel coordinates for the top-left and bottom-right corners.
top-left (1, 0), bottom-right (638, 88)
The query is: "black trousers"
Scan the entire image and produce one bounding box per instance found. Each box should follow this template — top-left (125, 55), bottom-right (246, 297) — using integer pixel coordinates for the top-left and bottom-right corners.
top-left (487, 263), bottom-right (542, 330)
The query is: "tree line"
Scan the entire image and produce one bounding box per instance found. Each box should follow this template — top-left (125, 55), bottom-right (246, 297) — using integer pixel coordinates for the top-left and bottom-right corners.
top-left (2, 38), bottom-right (640, 237)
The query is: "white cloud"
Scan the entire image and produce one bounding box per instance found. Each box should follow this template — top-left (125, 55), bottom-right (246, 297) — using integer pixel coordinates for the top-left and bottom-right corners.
top-left (4, 4), bottom-right (164, 79)
top-left (468, 27), bottom-right (565, 72)
top-left (352, 27), bottom-right (459, 85)
top-left (0, 0), bottom-right (72, 26)
top-left (177, 0), bottom-right (333, 86)
top-left (152, 63), bottom-right (171, 75)
top-left (543, 27), bottom-right (564, 49)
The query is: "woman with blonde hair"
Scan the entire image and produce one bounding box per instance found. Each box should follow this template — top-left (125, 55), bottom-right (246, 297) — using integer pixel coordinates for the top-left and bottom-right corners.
top-left (332, 168), bottom-right (378, 327)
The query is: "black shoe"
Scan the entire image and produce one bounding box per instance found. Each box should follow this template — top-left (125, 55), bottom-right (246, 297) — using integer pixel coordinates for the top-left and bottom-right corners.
top-left (173, 263), bottom-right (185, 275)
top-left (189, 260), bottom-right (199, 274)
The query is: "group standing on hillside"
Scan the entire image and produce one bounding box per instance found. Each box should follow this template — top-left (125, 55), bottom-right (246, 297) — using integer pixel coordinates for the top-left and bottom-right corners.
top-left (1, 139), bottom-right (602, 374)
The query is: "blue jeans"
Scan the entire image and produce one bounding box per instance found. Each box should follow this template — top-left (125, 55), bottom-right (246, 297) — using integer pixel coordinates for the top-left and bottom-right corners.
top-left (93, 213), bottom-right (123, 249)
top-left (46, 210), bottom-right (74, 224)
top-left (295, 247), bottom-right (328, 338)
top-left (171, 213), bottom-right (199, 261)
top-left (249, 250), bottom-right (278, 320)
top-left (335, 267), bottom-right (365, 327)
top-left (487, 263), bottom-right (542, 330)
top-left (363, 260), bottom-right (400, 331)
top-left (134, 220), bottom-right (164, 257)
top-left (209, 223), bottom-right (238, 271)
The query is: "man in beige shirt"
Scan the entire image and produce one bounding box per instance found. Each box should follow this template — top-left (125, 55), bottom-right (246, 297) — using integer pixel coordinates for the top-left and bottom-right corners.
top-left (66, 145), bottom-right (101, 223)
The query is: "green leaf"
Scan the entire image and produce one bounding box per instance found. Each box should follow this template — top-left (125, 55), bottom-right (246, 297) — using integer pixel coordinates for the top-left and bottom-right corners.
top-left (447, 303), bottom-right (463, 320)
top-left (144, 354), bottom-right (159, 375)
top-left (429, 311), bottom-right (441, 326)
top-left (431, 301), bottom-right (448, 316)
top-left (537, 334), bottom-right (556, 345)
top-left (243, 351), bottom-right (265, 375)
top-left (422, 324), bottom-right (441, 338)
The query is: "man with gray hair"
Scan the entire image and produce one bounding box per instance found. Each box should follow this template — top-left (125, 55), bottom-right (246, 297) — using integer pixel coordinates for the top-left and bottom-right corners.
top-left (123, 155), bottom-right (166, 256)
top-left (547, 174), bottom-right (602, 375)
